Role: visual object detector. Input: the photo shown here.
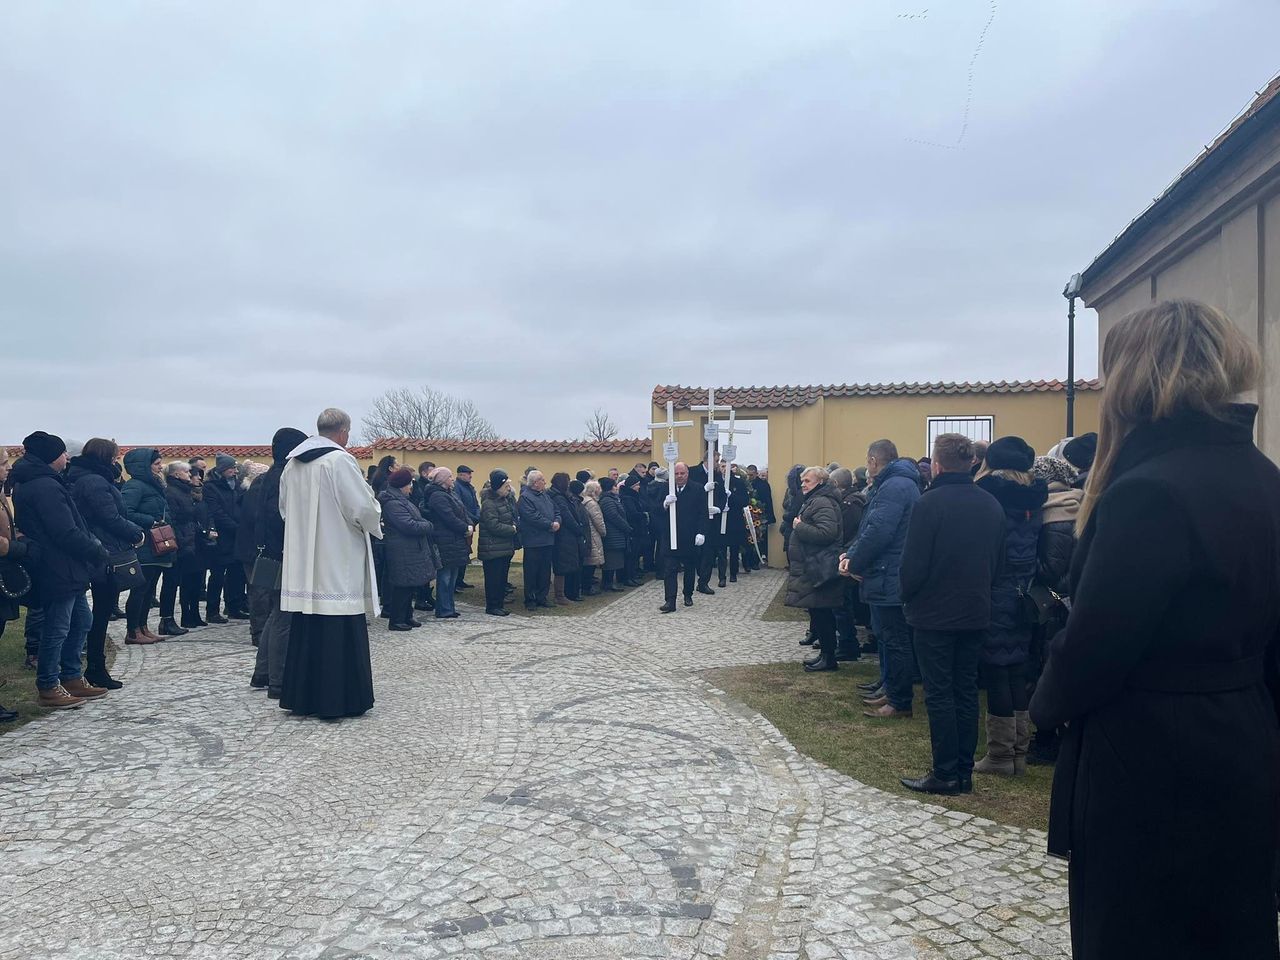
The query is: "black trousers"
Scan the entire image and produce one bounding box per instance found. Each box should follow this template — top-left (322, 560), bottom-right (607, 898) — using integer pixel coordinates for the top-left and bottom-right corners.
top-left (483, 557), bottom-right (512, 611)
top-left (523, 545), bottom-right (553, 606)
top-left (983, 661), bottom-right (1029, 717)
top-left (697, 540), bottom-right (718, 584)
top-left (86, 578), bottom-right (119, 676)
top-left (387, 584), bottom-right (415, 625)
top-left (161, 555), bottom-right (201, 620)
top-left (662, 550), bottom-right (698, 602)
top-left (581, 565), bottom-right (598, 593)
top-left (207, 561), bottom-right (245, 614)
top-left (717, 545), bottom-right (741, 581)
top-left (126, 566), bottom-right (163, 631)
top-left (808, 608), bottom-right (837, 655)
top-left (916, 628), bottom-right (984, 781)
top-left (563, 570), bottom-right (581, 600)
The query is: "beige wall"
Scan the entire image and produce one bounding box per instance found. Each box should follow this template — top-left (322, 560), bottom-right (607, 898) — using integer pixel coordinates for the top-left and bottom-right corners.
top-left (653, 389), bottom-right (1099, 558)
top-left (370, 448), bottom-right (653, 488)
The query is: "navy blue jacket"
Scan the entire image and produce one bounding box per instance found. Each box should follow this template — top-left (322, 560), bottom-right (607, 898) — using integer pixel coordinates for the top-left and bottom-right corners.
top-left (423, 481), bottom-right (471, 568)
top-left (377, 487), bottom-right (438, 587)
top-left (517, 486), bottom-right (560, 549)
top-left (202, 472), bottom-right (240, 563)
top-left (121, 449), bottom-right (171, 565)
top-left (12, 456), bottom-right (109, 601)
top-left (68, 458), bottom-right (144, 557)
top-left (844, 457), bottom-right (921, 605)
top-left (455, 478), bottom-right (481, 525)
top-left (977, 473), bottom-right (1047, 666)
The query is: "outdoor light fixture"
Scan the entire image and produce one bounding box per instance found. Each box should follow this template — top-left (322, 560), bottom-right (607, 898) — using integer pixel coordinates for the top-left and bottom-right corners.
top-left (1062, 273), bottom-right (1083, 436)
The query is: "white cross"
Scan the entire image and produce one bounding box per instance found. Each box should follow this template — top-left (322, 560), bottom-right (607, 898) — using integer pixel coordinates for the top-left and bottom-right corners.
top-left (647, 400), bottom-right (694, 551)
top-left (690, 387), bottom-right (728, 519)
top-left (716, 409), bottom-right (752, 534)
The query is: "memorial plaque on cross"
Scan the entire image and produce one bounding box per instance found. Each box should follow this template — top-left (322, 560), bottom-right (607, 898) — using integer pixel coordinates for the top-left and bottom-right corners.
top-left (646, 400), bottom-right (694, 550)
top-left (716, 409), bottom-right (751, 534)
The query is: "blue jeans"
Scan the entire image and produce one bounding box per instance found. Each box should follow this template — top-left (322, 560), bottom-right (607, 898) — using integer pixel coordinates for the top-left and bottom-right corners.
top-left (434, 566), bottom-right (458, 617)
top-left (38, 592), bottom-right (91, 690)
top-left (870, 604), bottom-right (913, 712)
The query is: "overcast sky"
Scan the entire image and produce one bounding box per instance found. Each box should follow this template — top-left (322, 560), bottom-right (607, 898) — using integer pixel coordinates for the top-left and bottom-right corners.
top-left (3, 1), bottom-right (1278, 453)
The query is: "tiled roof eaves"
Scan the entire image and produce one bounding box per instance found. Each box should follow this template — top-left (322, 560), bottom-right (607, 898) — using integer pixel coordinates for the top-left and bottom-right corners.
top-left (372, 438), bottom-right (652, 454)
top-left (651, 380), bottom-right (1101, 409)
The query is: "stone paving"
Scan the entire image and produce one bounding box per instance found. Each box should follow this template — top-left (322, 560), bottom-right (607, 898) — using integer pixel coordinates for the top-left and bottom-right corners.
top-left (0, 569), bottom-right (1069, 959)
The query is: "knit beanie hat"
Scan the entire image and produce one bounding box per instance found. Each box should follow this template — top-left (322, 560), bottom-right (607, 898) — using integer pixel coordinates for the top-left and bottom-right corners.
top-left (575, 470), bottom-right (593, 484)
top-left (569, 479), bottom-right (585, 496)
top-left (599, 476), bottom-right (616, 493)
top-left (985, 436), bottom-right (1035, 472)
top-left (271, 427), bottom-right (308, 463)
top-left (490, 469), bottom-right (509, 492)
top-left (215, 453), bottom-right (237, 474)
top-left (1032, 456), bottom-right (1077, 486)
top-left (388, 467), bottom-right (414, 489)
top-left (22, 431), bottom-right (66, 464)
top-left (1064, 433), bottom-right (1098, 472)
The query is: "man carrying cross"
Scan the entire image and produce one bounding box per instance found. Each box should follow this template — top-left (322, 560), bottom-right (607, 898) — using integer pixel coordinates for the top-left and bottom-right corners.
top-left (656, 462), bottom-right (710, 613)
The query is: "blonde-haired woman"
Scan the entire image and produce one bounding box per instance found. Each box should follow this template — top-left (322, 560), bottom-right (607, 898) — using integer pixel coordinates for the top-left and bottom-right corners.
top-left (581, 480), bottom-right (606, 595)
top-left (1031, 299), bottom-right (1280, 959)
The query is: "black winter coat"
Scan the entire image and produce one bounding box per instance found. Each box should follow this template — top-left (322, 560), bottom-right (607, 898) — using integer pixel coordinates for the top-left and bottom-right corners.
top-left (976, 473), bottom-right (1046, 666)
top-left (202, 473), bottom-right (240, 563)
top-left (517, 487), bottom-right (560, 549)
top-left (599, 492), bottom-right (631, 551)
top-left (235, 479), bottom-right (265, 565)
top-left (620, 486), bottom-right (648, 547)
top-left (549, 487), bottom-right (585, 574)
top-left (120, 450), bottom-right (170, 565)
top-left (477, 488), bottom-right (518, 560)
top-left (898, 472), bottom-right (1005, 631)
top-left (1036, 484), bottom-right (1081, 596)
top-left (781, 465), bottom-right (803, 550)
top-left (164, 475), bottom-right (201, 557)
top-left (654, 481), bottom-right (709, 557)
top-left (753, 476), bottom-right (776, 525)
top-left (1031, 405), bottom-right (1280, 960)
top-left (784, 483), bottom-right (844, 609)
top-left (254, 463), bottom-right (288, 561)
top-left (423, 481), bottom-right (471, 568)
top-left (68, 458), bottom-right (144, 557)
top-left (12, 457), bottom-right (109, 602)
top-left (377, 487), bottom-right (437, 587)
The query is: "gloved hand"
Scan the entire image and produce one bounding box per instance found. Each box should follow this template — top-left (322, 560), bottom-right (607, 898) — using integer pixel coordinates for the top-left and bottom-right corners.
top-left (695, 534), bottom-right (705, 547)
top-left (704, 481), bottom-right (716, 492)
top-left (708, 506), bottom-right (721, 516)
top-left (664, 494), bottom-right (677, 507)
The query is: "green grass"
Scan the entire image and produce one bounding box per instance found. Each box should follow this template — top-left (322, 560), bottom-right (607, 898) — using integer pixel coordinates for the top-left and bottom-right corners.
top-left (707, 657), bottom-right (1052, 832)
top-left (453, 560), bottom-right (638, 618)
top-left (761, 574), bottom-right (807, 622)
top-left (0, 610), bottom-right (45, 734)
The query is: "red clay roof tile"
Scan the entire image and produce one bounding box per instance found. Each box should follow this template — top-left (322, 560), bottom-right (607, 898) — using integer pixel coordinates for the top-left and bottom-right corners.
top-left (372, 438), bottom-right (653, 455)
top-left (651, 380), bottom-right (1100, 409)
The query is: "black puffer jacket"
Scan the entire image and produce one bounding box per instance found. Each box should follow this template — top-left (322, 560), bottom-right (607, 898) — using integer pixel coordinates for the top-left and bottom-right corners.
top-left (599, 491), bottom-right (631, 552)
top-left (620, 481), bottom-right (648, 544)
top-left (478, 487), bottom-right (518, 560)
top-left (781, 465), bottom-right (804, 550)
top-left (202, 472), bottom-right (240, 563)
top-left (1037, 483), bottom-right (1081, 596)
top-left (977, 473), bottom-right (1047, 666)
top-left (377, 487), bottom-right (437, 587)
top-left (549, 487), bottom-right (585, 574)
top-left (68, 457), bottom-right (144, 557)
top-left (164, 474), bottom-right (202, 557)
top-left (784, 482), bottom-right (844, 609)
top-left (12, 456), bottom-right (109, 601)
top-left (423, 480), bottom-right (471, 568)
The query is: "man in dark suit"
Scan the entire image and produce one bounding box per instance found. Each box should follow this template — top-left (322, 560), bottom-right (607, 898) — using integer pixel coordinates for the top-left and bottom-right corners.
top-left (656, 463), bottom-right (710, 612)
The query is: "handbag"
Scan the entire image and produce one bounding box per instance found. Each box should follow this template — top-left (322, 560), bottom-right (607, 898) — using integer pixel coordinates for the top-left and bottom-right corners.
top-left (1019, 581), bottom-right (1067, 626)
top-left (0, 558), bottom-right (32, 601)
top-left (107, 550), bottom-right (147, 592)
top-left (150, 522), bottom-right (178, 556)
top-left (250, 549), bottom-right (282, 590)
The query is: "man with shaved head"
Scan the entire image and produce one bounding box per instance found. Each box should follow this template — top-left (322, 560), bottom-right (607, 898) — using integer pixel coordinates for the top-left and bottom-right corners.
top-left (655, 462), bottom-right (710, 613)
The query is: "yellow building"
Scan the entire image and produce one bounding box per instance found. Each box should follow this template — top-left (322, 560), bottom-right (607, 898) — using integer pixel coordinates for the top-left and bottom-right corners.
top-left (651, 380), bottom-right (1101, 557)
top-left (367, 438), bottom-right (653, 488)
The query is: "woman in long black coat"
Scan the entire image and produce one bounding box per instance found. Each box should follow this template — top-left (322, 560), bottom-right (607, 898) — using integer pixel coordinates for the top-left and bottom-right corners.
top-left (376, 469), bottom-right (436, 631)
top-left (1030, 300), bottom-right (1280, 960)
top-left (548, 473), bottom-right (584, 604)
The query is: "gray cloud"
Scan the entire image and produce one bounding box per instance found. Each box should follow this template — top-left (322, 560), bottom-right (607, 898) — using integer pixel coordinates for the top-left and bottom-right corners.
top-left (3, 0), bottom-right (1278, 444)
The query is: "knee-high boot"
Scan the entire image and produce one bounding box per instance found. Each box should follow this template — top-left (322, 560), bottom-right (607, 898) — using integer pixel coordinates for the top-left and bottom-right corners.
top-left (553, 575), bottom-right (569, 606)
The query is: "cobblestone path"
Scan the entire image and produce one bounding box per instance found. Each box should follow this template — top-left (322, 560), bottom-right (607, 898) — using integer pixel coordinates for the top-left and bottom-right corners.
top-left (0, 570), bottom-right (1069, 959)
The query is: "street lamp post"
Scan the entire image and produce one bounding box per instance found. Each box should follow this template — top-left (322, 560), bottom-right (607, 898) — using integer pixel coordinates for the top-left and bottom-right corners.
top-left (1063, 273), bottom-right (1083, 437)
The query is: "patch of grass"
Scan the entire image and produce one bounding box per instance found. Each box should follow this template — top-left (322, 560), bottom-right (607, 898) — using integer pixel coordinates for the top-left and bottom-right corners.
top-left (0, 610), bottom-right (44, 735)
top-left (761, 577), bottom-right (806, 622)
top-left (453, 560), bottom-right (638, 618)
top-left (707, 659), bottom-right (1052, 831)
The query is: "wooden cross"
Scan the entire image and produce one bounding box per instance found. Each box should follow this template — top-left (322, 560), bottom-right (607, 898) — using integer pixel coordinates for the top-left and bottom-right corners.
top-left (647, 400), bottom-right (694, 550)
top-left (690, 388), bottom-right (727, 519)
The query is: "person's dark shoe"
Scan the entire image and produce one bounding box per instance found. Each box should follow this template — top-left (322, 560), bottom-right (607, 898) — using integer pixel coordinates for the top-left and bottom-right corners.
top-left (659, 601), bottom-right (676, 613)
top-left (803, 651), bottom-right (824, 667)
top-left (537, 600), bottom-right (554, 609)
top-left (181, 615), bottom-right (207, 628)
top-left (84, 671), bottom-right (123, 691)
top-left (250, 674), bottom-right (268, 689)
top-left (581, 587), bottom-right (599, 596)
top-left (436, 611), bottom-right (460, 619)
top-left (864, 704), bottom-right (912, 719)
top-left (456, 582), bottom-right (474, 591)
top-left (857, 681), bottom-right (880, 693)
top-left (110, 607), bottom-right (126, 621)
top-left (23, 654), bottom-right (38, 670)
top-left (624, 579), bottom-right (643, 588)
top-left (388, 622), bottom-right (413, 631)
top-left (683, 596), bottom-right (693, 607)
top-left (834, 646), bottom-right (861, 662)
top-left (414, 601), bottom-right (433, 612)
top-left (798, 631), bottom-right (815, 647)
top-left (696, 584), bottom-right (715, 596)
top-left (567, 595), bottom-right (583, 602)
top-left (606, 585), bottom-right (626, 593)
top-left (485, 608), bottom-right (510, 617)
top-left (718, 577), bottom-right (727, 588)
top-left (407, 619), bottom-right (424, 628)
top-left (862, 695), bottom-right (888, 707)
top-left (804, 655), bottom-right (838, 673)
top-left (267, 687), bottom-right (281, 700)
top-left (0, 705), bottom-right (18, 723)
top-left (958, 776), bottom-right (973, 794)
top-left (226, 609), bottom-right (250, 621)
top-left (206, 612), bottom-right (229, 625)
top-left (159, 618), bottom-right (188, 637)
top-left (900, 773), bottom-right (961, 796)
top-left (729, 575), bottom-right (737, 583)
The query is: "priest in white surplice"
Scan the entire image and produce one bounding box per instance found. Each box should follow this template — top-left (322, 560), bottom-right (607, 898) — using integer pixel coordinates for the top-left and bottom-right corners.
top-left (278, 407), bottom-right (383, 719)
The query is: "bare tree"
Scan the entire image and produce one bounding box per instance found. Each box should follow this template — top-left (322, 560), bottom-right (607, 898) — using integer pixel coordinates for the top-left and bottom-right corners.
top-left (362, 385), bottom-right (499, 442)
top-left (582, 406), bottom-right (619, 442)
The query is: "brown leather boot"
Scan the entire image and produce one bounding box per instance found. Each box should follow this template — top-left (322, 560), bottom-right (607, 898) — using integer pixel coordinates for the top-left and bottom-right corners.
top-left (63, 677), bottom-right (108, 699)
top-left (141, 624), bottom-right (164, 642)
top-left (126, 629), bottom-right (161, 645)
top-left (38, 685), bottom-right (85, 709)
top-left (553, 576), bottom-right (569, 606)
